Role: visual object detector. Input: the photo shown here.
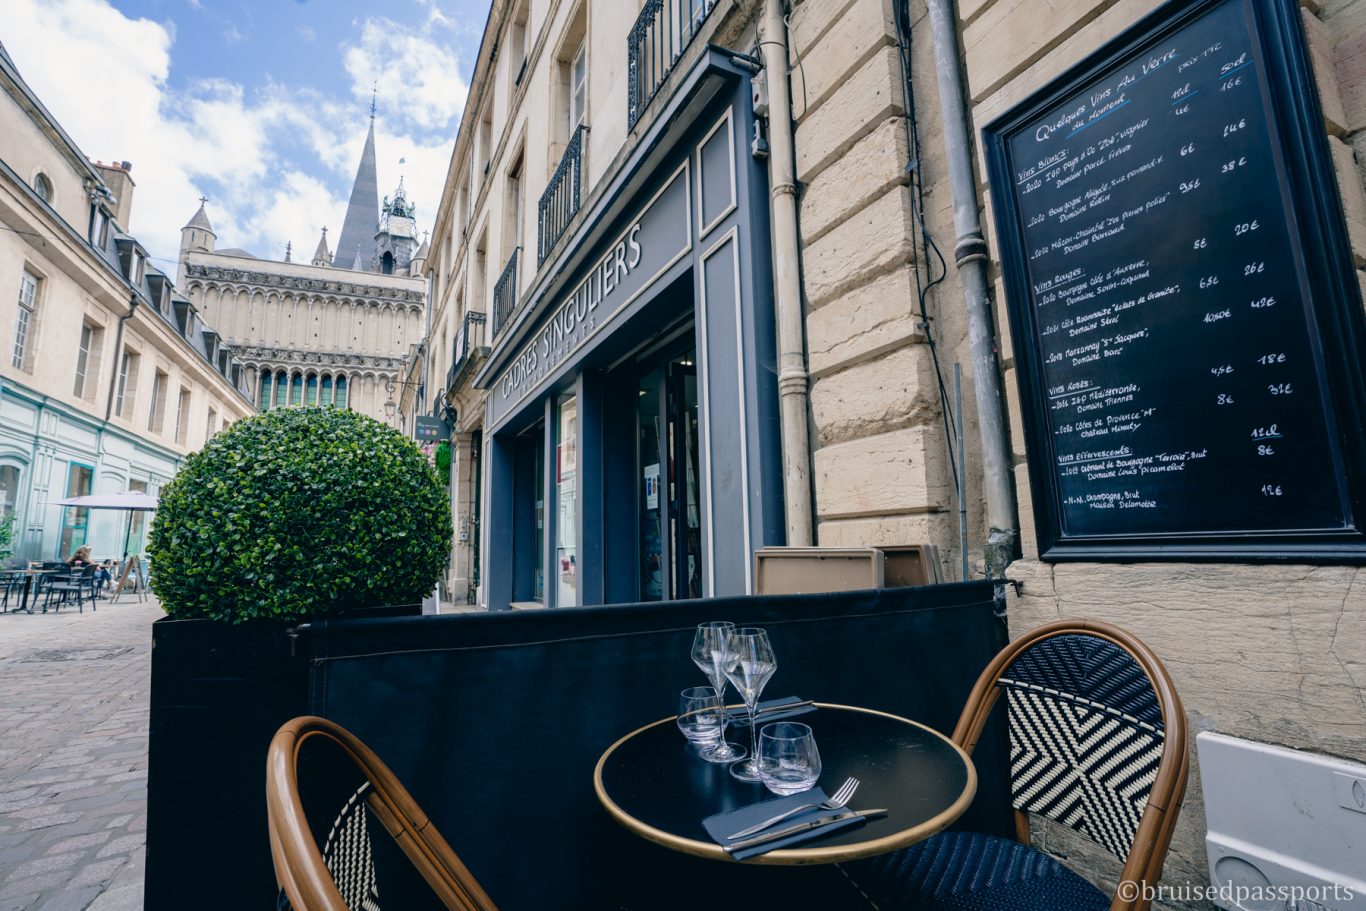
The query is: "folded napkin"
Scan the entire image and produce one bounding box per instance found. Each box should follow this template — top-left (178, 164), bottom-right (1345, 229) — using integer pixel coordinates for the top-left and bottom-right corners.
top-left (702, 787), bottom-right (868, 861)
top-left (725, 696), bottom-right (817, 726)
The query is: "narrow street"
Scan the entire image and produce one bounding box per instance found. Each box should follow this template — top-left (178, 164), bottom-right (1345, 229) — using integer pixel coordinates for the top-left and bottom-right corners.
top-left (0, 596), bottom-right (160, 911)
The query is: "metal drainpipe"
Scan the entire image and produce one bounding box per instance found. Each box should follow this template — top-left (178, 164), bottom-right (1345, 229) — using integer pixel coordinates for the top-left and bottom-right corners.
top-left (760, 0), bottom-right (814, 547)
top-left (924, 0), bottom-right (1019, 577)
top-left (104, 294), bottom-right (139, 422)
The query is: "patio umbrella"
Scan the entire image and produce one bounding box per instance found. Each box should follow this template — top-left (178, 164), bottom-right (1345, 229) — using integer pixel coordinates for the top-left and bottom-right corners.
top-left (51, 490), bottom-right (159, 559)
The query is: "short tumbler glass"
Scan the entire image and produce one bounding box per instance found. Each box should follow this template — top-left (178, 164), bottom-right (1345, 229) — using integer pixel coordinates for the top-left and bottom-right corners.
top-left (758, 721), bottom-right (822, 796)
top-left (677, 686), bottom-right (722, 747)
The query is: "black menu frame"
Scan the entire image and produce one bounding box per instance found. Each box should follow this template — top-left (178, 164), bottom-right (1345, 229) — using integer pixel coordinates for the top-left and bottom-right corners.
top-left (984, 0), bottom-right (1366, 561)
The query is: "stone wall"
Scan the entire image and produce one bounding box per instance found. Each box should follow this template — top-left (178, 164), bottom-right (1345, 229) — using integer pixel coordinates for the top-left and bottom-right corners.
top-left (791, 0), bottom-right (989, 579)
top-left (792, 0), bottom-right (1365, 904)
top-left (964, 0), bottom-right (1366, 906)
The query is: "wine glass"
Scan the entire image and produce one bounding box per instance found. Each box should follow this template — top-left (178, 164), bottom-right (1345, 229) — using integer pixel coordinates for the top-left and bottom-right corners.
top-left (723, 627), bottom-right (776, 781)
top-left (691, 621), bottom-right (745, 763)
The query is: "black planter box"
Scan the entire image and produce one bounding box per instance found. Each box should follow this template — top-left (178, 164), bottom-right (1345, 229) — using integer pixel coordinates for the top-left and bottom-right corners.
top-left (146, 582), bottom-right (1009, 910)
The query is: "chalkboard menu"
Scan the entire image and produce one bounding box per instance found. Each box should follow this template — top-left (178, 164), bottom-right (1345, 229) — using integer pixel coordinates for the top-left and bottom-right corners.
top-left (985, 0), bottom-right (1366, 560)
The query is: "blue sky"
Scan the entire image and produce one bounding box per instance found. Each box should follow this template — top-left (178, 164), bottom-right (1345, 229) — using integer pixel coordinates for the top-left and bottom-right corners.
top-left (3, 0), bottom-right (489, 268)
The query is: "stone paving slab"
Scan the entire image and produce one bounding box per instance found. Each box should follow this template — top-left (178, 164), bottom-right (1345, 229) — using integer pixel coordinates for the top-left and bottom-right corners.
top-left (0, 595), bottom-right (162, 911)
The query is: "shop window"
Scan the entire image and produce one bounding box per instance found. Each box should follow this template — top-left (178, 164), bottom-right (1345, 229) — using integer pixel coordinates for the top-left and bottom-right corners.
top-left (0, 464), bottom-right (21, 516)
top-left (58, 462), bottom-right (94, 559)
top-left (513, 421), bottom-right (546, 603)
top-left (555, 394), bottom-right (578, 607)
top-left (128, 479), bottom-right (149, 553)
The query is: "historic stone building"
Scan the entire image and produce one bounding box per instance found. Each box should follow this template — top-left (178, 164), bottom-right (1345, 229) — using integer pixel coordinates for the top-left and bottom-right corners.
top-left (0, 40), bottom-right (254, 562)
top-left (177, 114), bottom-right (428, 425)
top-left (419, 0), bottom-right (1366, 900)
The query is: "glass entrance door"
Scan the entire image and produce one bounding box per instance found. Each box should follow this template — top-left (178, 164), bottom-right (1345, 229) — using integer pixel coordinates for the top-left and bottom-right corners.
top-left (636, 350), bottom-right (703, 601)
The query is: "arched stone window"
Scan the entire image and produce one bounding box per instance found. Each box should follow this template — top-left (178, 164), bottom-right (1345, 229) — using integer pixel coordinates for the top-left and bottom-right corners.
top-left (335, 376), bottom-right (349, 410)
top-left (274, 370), bottom-right (289, 409)
top-left (33, 173), bottom-right (53, 204)
top-left (320, 374), bottom-right (334, 406)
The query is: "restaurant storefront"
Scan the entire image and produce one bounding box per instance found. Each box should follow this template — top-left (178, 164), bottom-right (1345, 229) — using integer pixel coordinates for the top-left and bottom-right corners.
top-left (476, 52), bottom-right (783, 610)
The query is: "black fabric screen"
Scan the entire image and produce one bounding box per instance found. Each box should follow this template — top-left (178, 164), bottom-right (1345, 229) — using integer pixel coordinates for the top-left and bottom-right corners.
top-left (305, 582), bottom-right (1011, 910)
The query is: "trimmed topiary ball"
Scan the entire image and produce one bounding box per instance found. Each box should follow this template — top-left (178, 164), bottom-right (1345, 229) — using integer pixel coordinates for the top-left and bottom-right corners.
top-left (149, 407), bottom-right (452, 623)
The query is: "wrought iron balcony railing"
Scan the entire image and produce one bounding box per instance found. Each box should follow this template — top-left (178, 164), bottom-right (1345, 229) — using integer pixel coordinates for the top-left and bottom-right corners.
top-left (627, 0), bottom-right (717, 131)
top-left (538, 124), bottom-right (588, 266)
top-left (491, 247), bottom-right (521, 338)
top-left (447, 310), bottom-right (487, 390)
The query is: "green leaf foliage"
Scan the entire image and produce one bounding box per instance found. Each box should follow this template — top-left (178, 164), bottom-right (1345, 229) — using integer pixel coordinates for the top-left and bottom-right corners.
top-left (148, 407), bottom-right (452, 623)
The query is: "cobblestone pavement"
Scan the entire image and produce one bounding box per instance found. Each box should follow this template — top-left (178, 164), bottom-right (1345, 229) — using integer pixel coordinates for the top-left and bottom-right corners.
top-left (0, 594), bottom-right (162, 911)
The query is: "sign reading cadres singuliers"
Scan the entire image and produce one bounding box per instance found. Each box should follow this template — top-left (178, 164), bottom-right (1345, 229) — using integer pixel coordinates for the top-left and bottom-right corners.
top-left (488, 164), bottom-right (692, 427)
top-left (985, 0), bottom-right (1366, 560)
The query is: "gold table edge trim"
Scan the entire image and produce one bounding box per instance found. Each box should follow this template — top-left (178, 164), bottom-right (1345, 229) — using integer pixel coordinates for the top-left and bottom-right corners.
top-left (591, 702), bottom-right (979, 866)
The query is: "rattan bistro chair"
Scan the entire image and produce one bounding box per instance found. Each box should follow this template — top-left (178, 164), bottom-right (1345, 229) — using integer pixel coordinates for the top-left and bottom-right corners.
top-left (842, 619), bottom-right (1188, 911)
top-left (267, 716), bottom-right (499, 911)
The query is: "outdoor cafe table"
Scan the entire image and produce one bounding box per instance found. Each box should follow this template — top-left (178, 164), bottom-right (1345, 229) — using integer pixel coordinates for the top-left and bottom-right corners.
top-left (5, 568), bottom-right (63, 615)
top-left (593, 703), bottom-right (976, 865)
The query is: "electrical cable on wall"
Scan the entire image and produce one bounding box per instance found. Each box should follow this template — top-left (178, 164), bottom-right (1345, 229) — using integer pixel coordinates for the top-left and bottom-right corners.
top-left (892, 0), bottom-right (962, 499)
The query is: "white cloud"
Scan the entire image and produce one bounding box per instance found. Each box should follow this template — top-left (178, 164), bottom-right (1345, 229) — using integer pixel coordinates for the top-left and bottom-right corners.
top-left (0, 0), bottom-right (463, 275)
top-left (343, 16), bottom-right (468, 131)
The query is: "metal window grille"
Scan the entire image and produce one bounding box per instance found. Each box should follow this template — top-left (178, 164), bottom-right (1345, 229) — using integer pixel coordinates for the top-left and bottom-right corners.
top-left (538, 124), bottom-right (588, 266)
top-left (627, 0), bottom-right (716, 131)
top-left (448, 311), bottom-right (488, 389)
top-left (491, 247), bottom-right (521, 338)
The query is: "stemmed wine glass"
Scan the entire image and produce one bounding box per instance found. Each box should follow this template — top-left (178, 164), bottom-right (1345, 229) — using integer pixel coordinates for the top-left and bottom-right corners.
top-left (723, 627), bottom-right (776, 781)
top-left (691, 621), bottom-right (746, 763)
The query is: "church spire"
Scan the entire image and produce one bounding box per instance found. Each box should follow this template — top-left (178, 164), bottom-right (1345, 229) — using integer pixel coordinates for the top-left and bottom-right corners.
top-left (311, 226), bottom-right (332, 267)
top-left (335, 113), bottom-right (379, 273)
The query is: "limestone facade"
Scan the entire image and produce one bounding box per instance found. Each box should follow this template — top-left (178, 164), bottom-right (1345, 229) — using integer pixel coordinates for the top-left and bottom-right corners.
top-left (179, 249), bottom-right (426, 424)
top-left (419, 0), bottom-right (1364, 895)
top-left (0, 43), bottom-right (253, 561)
top-left (421, 0), bottom-right (764, 601)
top-left (791, 0), bottom-right (1366, 903)
top-left (177, 118), bottom-right (429, 427)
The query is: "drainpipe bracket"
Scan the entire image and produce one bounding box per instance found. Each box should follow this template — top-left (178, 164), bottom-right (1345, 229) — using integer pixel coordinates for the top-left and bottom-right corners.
top-left (954, 233), bottom-right (989, 268)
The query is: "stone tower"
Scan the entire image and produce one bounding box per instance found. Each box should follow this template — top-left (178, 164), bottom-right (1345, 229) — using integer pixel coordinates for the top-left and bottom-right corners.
top-left (178, 199), bottom-right (215, 286)
top-left (375, 177), bottom-right (418, 275)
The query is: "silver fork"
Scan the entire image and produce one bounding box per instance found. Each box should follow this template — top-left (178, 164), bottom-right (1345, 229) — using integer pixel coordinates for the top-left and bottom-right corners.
top-left (725, 777), bottom-right (860, 839)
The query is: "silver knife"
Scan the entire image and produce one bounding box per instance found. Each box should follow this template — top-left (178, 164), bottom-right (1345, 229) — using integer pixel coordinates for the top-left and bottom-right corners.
top-left (723, 808), bottom-right (888, 854)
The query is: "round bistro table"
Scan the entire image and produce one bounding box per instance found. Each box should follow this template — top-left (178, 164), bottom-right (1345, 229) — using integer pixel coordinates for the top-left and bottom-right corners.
top-left (593, 703), bottom-right (976, 865)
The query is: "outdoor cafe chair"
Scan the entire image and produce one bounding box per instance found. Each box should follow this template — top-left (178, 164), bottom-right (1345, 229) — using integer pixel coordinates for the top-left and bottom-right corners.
top-left (840, 619), bottom-right (1188, 911)
top-left (266, 715), bottom-right (500, 911)
top-left (43, 564), bottom-right (99, 613)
